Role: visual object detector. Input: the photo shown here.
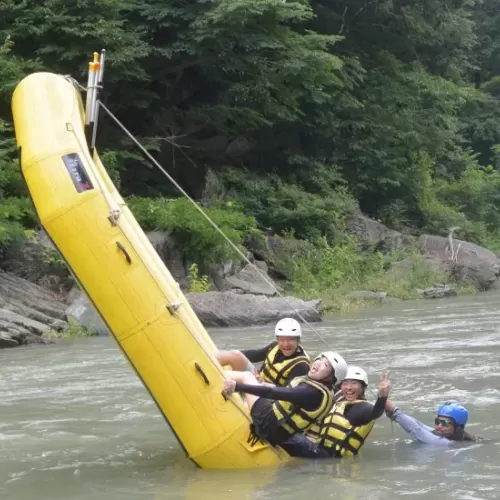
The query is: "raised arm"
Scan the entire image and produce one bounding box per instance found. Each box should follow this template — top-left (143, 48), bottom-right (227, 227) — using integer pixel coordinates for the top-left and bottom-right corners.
top-left (386, 404), bottom-right (451, 446)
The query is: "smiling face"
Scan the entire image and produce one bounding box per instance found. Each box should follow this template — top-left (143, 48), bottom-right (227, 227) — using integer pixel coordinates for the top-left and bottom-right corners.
top-left (308, 356), bottom-right (333, 381)
top-left (340, 379), bottom-right (365, 401)
top-left (434, 415), bottom-right (456, 437)
top-left (276, 336), bottom-right (299, 357)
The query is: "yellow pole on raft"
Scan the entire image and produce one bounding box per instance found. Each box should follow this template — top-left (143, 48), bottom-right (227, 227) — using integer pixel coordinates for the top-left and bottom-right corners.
top-left (85, 52), bottom-right (99, 126)
top-left (90, 50), bottom-right (105, 151)
top-left (81, 49), bottom-right (219, 357)
top-left (11, 65), bottom-right (289, 469)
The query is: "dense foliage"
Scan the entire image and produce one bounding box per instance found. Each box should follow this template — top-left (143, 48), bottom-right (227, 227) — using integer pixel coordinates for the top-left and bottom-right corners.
top-left (2, 0), bottom-right (500, 259)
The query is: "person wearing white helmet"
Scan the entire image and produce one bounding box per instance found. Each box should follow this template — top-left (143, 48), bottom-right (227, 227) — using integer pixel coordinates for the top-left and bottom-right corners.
top-left (222, 351), bottom-right (347, 446)
top-left (280, 366), bottom-right (391, 459)
top-left (215, 317), bottom-right (310, 387)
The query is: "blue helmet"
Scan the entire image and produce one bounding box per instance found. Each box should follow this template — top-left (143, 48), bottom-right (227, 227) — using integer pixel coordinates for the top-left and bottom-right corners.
top-left (437, 402), bottom-right (469, 426)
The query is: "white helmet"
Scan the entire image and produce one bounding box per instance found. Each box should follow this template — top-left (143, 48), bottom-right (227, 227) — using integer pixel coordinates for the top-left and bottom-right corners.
top-left (345, 365), bottom-right (368, 386)
top-left (315, 351), bottom-right (348, 382)
top-left (275, 318), bottom-right (302, 337)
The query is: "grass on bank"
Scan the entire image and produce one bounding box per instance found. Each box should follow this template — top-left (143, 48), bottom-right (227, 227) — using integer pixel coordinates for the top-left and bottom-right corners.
top-left (43, 319), bottom-right (98, 339)
top-left (283, 237), bottom-right (477, 313)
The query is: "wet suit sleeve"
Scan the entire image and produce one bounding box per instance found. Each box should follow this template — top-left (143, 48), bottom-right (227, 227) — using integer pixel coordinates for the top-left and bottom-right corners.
top-left (346, 397), bottom-right (387, 427)
top-left (283, 361), bottom-right (310, 386)
top-left (240, 342), bottom-right (275, 363)
top-left (390, 408), bottom-right (451, 446)
top-left (235, 383), bottom-right (322, 411)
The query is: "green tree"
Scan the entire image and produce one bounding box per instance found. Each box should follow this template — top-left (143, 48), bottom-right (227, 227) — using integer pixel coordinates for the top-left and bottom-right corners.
top-left (0, 39), bottom-right (38, 250)
top-left (3, 0), bottom-right (500, 256)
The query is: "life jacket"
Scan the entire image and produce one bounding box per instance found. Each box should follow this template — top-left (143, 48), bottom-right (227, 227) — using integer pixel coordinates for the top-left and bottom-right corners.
top-left (306, 389), bottom-right (344, 442)
top-left (259, 343), bottom-right (310, 387)
top-left (305, 421), bottom-right (322, 443)
top-left (272, 376), bottom-right (334, 436)
top-left (318, 399), bottom-right (375, 457)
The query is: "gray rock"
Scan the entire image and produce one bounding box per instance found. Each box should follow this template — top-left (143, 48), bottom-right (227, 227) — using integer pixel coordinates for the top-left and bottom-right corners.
top-left (0, 305), bottom-right (55, 347)
top-left (49, 319), bottom-right (68, 331)
top-left (146, 231), bottom-right (186, 282)
top-left (245, 234), bottom-right (313, 279)
top-left (186, 291), bottom-right (322, 327)
top-left (346, 210), bottom-right (416, 251)
top-left (349, 291), bottom-right (388, 302)
top-left (208, 259), bottom-right (244, 291)
top-left (224, 264), bottom-right (277, 296)
top-left (423, 285), bottom-right (457, 299)
top-left (0, 332), bottom-right (19, 348)
top-left (0, 271), bottom-right (69, 347)
top-left (65, 285), bottom-right (83, 305)
top-left (0, 271), bottom-right (66, 313)
top-left (65, 287), bottom-right (109, 336)
top-left (36, 229), bottom-right (56, 250)
top-left (1, 230), bottom-right (73, 293)
top-left (253, 260), bottom-right (268, 273)
top-left (383, 296), bottom-right (403, 303)
top-left (0, 308), bottom-right (49, 335)
top-left (0, 329), bottom-right (52, 347)
top-left (0, 299), bottom-right (60, 325)
top-left (417, 235), bottom-right (500, 290)
top-left (491, 278), bottom-right (500, 290)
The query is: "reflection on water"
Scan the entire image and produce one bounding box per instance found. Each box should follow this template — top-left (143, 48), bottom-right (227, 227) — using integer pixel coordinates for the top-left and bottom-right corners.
top-left (1, 291), bottom-right (500, 499)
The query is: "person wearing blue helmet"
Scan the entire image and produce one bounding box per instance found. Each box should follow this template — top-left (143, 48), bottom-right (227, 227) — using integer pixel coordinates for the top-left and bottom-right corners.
top-left (384, 400), bottom-right (477, 444)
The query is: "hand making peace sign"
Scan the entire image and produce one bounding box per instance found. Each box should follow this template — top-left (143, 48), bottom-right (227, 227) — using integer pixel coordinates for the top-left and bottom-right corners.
top-left (378, 370), bottom-right (391, 398)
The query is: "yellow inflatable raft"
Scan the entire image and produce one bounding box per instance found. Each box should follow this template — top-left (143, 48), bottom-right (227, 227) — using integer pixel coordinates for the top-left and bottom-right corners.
top-left (11, 72), bottom-right (289, 469)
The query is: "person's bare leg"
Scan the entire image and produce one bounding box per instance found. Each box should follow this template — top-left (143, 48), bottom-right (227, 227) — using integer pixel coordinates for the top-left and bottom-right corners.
top-left (215, 350), bottom-right (253, 371)
top-left (225, 371), bottom-right (261, 411)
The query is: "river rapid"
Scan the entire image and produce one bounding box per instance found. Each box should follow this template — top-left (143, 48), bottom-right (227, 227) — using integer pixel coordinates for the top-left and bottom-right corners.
top-left (2, 291), bottom-right (500, 500)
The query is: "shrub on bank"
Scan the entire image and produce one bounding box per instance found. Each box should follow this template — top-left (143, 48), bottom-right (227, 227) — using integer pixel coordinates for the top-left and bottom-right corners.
top-left (284, 239), bottom-right (476, 312)
top-left (43, 320), bottom-right (97, 339)
top-left (127, 196), bottom-right (258, 266)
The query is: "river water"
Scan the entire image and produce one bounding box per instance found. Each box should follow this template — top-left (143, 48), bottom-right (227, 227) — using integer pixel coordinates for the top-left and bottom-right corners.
top-left (2, 291), bottom-right (500, 500)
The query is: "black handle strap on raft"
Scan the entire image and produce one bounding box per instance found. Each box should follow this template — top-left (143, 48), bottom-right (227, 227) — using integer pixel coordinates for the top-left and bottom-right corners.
top-left (116, 241), bottom-right (132, 264)
top-left (194, 363), bottom-right (210, 386)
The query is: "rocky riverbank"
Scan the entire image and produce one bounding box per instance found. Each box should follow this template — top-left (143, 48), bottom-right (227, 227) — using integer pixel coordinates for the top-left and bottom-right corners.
top-left (1, 210), bottom-right (499, 348)
top-left (0, 270), bottom-right (322, 347)
top-left (0, 271), bottom-right (66, 347)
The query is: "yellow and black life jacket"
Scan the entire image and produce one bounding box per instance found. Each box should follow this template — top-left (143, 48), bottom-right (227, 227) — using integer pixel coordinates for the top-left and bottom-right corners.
top-left (318, 400), bottom-right (375, 457)
top-left (260, 343), bottom-right (310, 387)
top-left (306, 389), bottom-right (345, 442)
top-left (306, 420), bottom-right (322, 443)
top-left (272, 376), bottom-right (334, 436)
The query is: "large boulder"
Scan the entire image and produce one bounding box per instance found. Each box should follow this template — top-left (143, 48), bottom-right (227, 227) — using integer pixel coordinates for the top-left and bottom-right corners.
top-left (0, 271), bottom-right (67, 324)
top-left (1, 230), bottom-right (74, 293)
top-left (348, 291), bottom-right (388, 302)
top-left (186, 291), bottom-right (322, 327)
top-left (245, 234), bottom-right (313, 279)
top-left (209, 259), bottom-right (242, 290)
top-left (346, 211), bottom-right (416, 252)
top-left (223, 263), bottom-right (277, 296)
top-left (145, 231), bottom-right (186, 284)
top-left (0, 271), bottom-right (67, 347)
top-left (146, 231), bottom-right (248, 291)
top-left (65, 287), bottom-right (109, 336)
top-left (423, 284), bottom-right (457, 299)
top-left (417, 235), bottom-right (500, 290)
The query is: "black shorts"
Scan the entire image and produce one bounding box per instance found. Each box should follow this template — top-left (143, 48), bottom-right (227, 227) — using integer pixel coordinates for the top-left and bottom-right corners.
top-left (250, 398), bottom-right (288, 445)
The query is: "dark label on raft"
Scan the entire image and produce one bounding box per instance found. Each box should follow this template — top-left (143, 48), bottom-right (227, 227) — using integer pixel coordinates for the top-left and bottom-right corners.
top-left (62, 153), bottom-right (94, 193)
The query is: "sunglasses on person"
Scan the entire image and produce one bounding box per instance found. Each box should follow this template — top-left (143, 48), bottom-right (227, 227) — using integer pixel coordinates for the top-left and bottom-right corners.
top-left (434, 418), bottom-right (452, 427)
